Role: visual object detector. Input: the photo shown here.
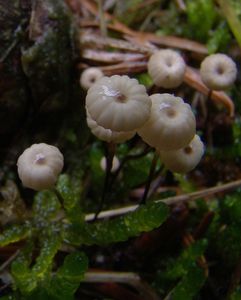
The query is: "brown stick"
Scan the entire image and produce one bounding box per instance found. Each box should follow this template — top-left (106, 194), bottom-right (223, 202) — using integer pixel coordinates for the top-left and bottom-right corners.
top-left (85, 179), bottom-right (241, 221)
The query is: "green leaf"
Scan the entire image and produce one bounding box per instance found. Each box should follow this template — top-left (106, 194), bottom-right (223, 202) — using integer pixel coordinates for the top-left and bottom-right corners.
top-left (48, 252), bottom-right (88, 299)
top-left (64, 201), bottom-right (169, 246)
top-left (33, 190), bottom-right (61, 222)
top-left (230, 286), bottom-right (241, 300)
top-left (0, 223), bottom-right (31, 247)
top-left (166, 239), bottom-right (208, 279)
top-left (207, 21), bottom-right (231, 53)
top-left (215, 222), bottom-right (241, 267)
top-left (0, 296), bottom-right (16, 300)
top-left (24, 288), bottom-right (54, 300)
top-left (11, 242), bottom-right (36, 294)
top-left (220, 191), bottom-right (241, 224)
top-left (123, 153), bottom-right (153, 188)
top-left (216, 0), bottom-right (241, 48)
top-left (170, 265), bottom-right (206, 300)
top-left (12, 235), bottom-right (61, 294)
top-left (136, 73), bottom-right (153, 88)
top-left (32, 235), bottom-right (62, 281)
top-left (56, 174), bottom-right (83, 223)
top-left (186, 0), bottom-right (217, 41)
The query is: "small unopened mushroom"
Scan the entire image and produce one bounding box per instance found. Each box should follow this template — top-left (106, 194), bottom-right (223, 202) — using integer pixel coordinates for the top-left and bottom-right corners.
top-left (138, 93), bottom-right (196, 151)
top-left (86, 110), bottom-right (135, 143)
top-left (17, 143), bottom-right (64, 191)
top-left (200, 53), bottom-right (237, 90)
top-left (86, 75), bottom-right (151, 132)
top-left (147, 49), bottom-right (186, 88)
top-left (80, 67), bottom-right (104, 90)
top-left (159, 134), bottom-right (204, 173)
top-left (100, 155), bottom-right (120, 173)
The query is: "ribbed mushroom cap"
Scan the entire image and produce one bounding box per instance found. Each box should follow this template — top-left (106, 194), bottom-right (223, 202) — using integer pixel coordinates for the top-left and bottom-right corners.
top-left (80, 67), bottom-right (104, 90)
top-left (159, 134), bottom-right (204, 173)
top-left (147, 49), bottom-right (186, 88)
top-left (86, 110), bottom-right (135, 143)
top-left (17, 143), bottom-right (64, 191)
top-left (200, 53), bottom-right (237, 90)
top-left (138, 93), bottom-right (196, 151)
top-left (86, 75), bottom-right (151, 132)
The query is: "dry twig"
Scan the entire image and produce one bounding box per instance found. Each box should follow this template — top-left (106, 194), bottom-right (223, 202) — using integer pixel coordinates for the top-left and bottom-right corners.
top-left (85, 179), bottom-right (241, 221)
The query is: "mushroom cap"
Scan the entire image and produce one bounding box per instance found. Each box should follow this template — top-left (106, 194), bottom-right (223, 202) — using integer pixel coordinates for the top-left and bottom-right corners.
top-left (80, 67), bottom-right (104, 90)
top-left (138, 93), bottom-right (196, 151)
top-left (86, 75), bottom-right (151, 132)
top-left (200, 53), bottom-right (237, 90)
top-left (86, 110), bottom-right (135, 143)
top-left (100, 155), bottom-right (120, 173)
top-left (17, 143), bottom-right (64, 191)
top-left (159, 134), bottom-right (204, 173)
top-left (147, 49), bottom-right (186, 88)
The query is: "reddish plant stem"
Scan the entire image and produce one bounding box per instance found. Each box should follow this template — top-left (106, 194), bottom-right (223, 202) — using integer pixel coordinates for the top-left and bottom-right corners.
top-left (140, 150), bottom-right (159, 204)
top-left (94, 142), bottom-right (116, 220)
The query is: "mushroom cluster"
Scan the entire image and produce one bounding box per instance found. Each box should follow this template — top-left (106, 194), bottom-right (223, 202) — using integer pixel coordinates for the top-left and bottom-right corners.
top-left (137, 93), bottom-right (203, 173)
top-left (84, 68), bottom-right (204, 174)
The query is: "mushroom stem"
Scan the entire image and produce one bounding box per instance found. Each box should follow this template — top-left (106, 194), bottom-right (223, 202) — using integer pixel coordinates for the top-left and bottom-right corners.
top-left (109, 145), bottom-right (152, 190)
top-left (140, 150), bottom-right (159, 204)
top-left (94, 142), bottom-right (116, 220)
top-left (205, 89), bottom-right (214, 148)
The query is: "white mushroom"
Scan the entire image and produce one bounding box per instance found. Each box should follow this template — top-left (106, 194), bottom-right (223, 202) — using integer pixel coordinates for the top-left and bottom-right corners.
top-left (200, 53), bottom-right (237, 90)
top-left (147, 49), bottom-right (186, 88)
top-left (86, 110), bottom-right (135, 143)
top-left (159, 134), bottom-right (204, 173)
top-left (138, 93), bottom-right (196, 151)
top-left (17, 143), bottom-right (64, 191)
top-left (80, 67), bottom-right (104, 90)
top-left (86, 75), bottom-right (151, 132)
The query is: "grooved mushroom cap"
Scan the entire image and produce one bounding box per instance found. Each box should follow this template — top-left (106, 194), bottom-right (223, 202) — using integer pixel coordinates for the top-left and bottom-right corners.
top-left (147, 49), bottom-right (186, 88)
top-left (159, 134), bottom-right (204, 173)
top-left (17, 143), bottom-right (64, 191)
top-left (86, 110), bottom-right (135, 143)
top-left (86, 75), bottom-right (151, 132)
top-left (138, 93), bottom-right (196, 151)
top-left (80, 67), bottom-right (104, 90)
top-left (200, 53), bottom-right (237, 90)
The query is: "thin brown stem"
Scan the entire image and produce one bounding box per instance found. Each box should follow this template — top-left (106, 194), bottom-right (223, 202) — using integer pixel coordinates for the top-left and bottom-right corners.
top-left (140, 151), bottom-right (159, 204)
top-left (108, 145), bottom-right (151, 190)
top-left (94, 142), bottom-right (116, 220)
top-left (83, 270), bottom-right (160, 300)
top-left (206, 89), bottom-right (214, 148)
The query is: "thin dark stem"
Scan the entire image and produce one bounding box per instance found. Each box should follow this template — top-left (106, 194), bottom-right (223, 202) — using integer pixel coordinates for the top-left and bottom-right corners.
top-left (140, 150), bottom-right (159, 205)
top-left (109, 145), bottom-right (151, 190)
top-left (54, 187), bottom-right (65, 205)
top-left (94, 142), bottom-right (116, 220)
top-left (206, 89), bottom-right (214, 148)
